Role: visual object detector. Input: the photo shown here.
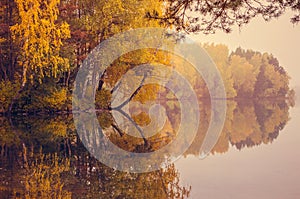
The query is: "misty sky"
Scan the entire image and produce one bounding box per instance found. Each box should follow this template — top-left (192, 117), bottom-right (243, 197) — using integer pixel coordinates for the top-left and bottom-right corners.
top-left (192, 11), bottom-right (300, 89)
top-left (177, 13), bottom-right (300, 198)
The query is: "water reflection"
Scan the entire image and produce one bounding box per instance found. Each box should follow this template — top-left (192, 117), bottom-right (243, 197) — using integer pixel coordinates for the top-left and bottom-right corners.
top-left (0, 99), bottom-right (292, 198)
top-left (186, 100), bottom-right (290, 156)
top-left (0, 116), bottom-right (191, 198)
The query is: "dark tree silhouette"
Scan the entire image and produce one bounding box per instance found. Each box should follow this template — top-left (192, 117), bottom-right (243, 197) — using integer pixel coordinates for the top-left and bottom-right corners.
top-left (147, 0), bottom-right (300, 33)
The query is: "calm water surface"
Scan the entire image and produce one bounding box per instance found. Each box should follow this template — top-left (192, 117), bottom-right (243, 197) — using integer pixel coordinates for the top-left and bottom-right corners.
top-left (176, 103), bottom-right (300, 199)
top-left (0, 99), bottom-right (298, 198)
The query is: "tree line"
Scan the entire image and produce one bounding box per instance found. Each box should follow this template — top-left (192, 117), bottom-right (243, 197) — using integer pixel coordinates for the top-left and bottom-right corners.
top-left (203, 44), bottom-right (293, 99)
top-left (0, 0), bottom-right (165, 113)
top-left (0, 0), bottom-right (295, 114)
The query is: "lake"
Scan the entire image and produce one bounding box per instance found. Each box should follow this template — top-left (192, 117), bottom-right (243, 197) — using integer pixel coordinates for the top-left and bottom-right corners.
top-left (0, 98), bottom-right (298, 198)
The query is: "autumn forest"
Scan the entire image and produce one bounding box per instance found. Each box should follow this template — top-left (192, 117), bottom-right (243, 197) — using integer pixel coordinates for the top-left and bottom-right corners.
top-left (0, 0), bottom-right (298, 198)
top-left (0, 0), bottom-right (296, 114)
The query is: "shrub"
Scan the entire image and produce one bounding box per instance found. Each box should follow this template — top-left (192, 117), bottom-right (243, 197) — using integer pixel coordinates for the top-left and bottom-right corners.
top-left (0, 81), bottom-right (20, 113)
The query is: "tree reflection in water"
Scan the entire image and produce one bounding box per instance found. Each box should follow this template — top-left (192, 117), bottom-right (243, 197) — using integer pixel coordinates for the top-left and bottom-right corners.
top-left (0, 98), bottom-right (292, 198)
top-left (0, 116), bottom-right (191, 198)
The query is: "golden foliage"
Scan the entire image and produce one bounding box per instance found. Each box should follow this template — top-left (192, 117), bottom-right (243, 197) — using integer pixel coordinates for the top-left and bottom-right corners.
top-left (10, 0), bottom-right (70, 85)
top-left (24, 152), bottom-right (71, 199)
top-left (132, 111), bottom-right (151, 126)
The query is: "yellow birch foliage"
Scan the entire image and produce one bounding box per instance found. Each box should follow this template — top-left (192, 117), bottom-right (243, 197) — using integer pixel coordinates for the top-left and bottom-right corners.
top-left (10, 0), bottom-right (70, 85)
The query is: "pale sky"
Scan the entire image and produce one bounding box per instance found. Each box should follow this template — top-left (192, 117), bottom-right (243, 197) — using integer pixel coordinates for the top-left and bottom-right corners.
top-left (191, 11), bottom-right (300, 88)
top-left (176, 13), bottom-right (300, 198)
